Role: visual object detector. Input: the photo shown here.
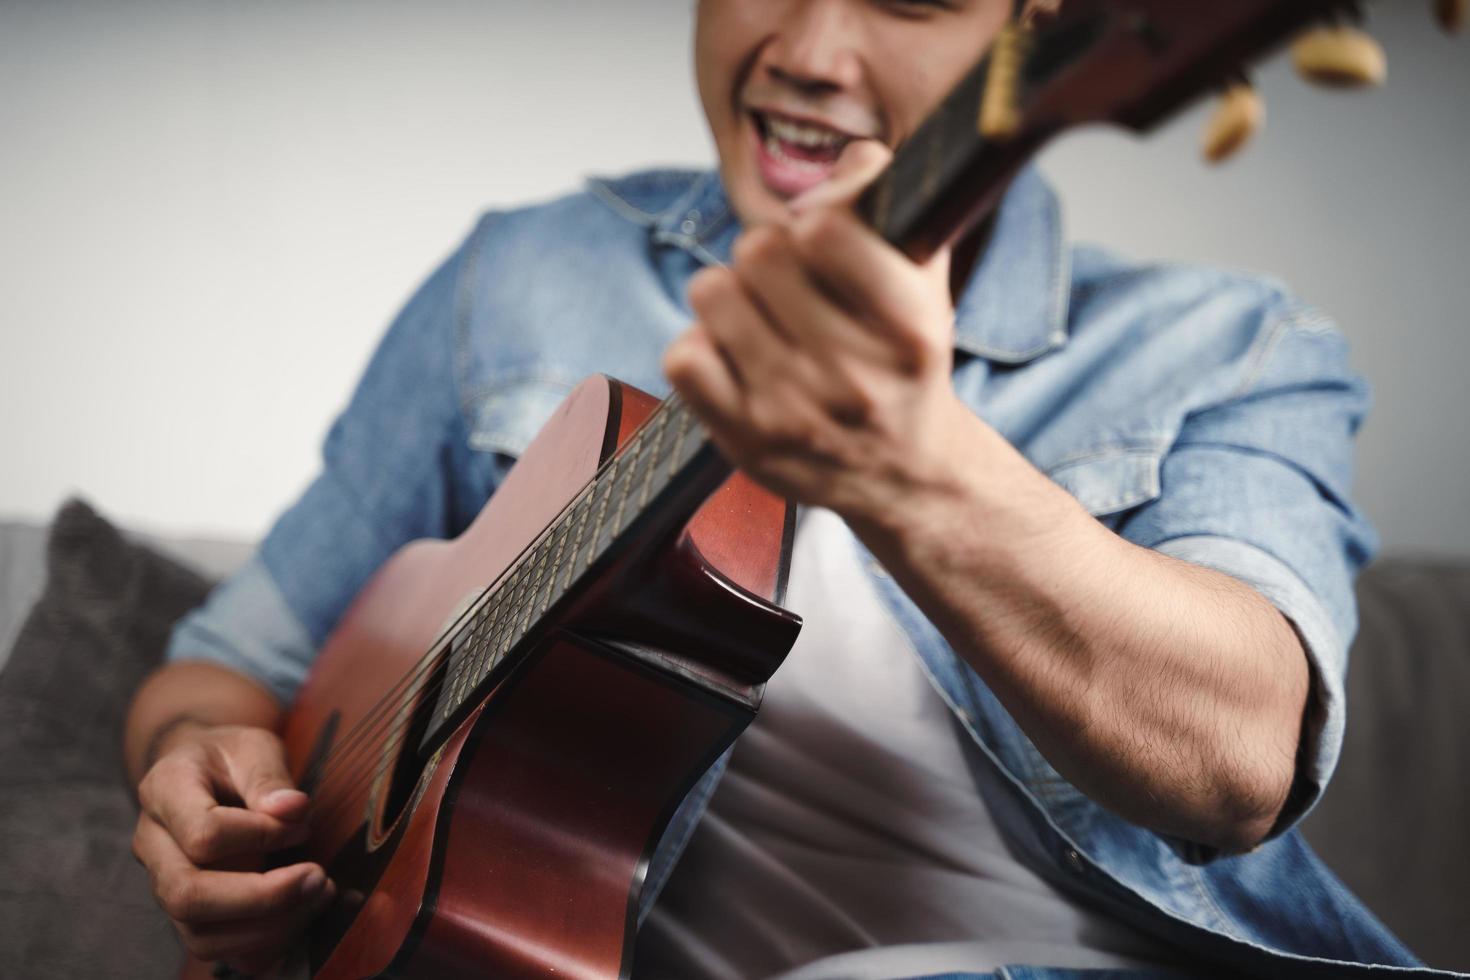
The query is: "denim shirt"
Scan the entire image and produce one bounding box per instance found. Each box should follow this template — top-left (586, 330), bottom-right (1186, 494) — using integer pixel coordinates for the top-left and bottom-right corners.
top-left (167, 167), bottom-right (1460, 979)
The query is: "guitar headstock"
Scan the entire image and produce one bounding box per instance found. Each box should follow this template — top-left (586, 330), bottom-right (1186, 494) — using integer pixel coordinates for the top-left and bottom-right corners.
top-left (860, 0), bottom-right (1462, 262)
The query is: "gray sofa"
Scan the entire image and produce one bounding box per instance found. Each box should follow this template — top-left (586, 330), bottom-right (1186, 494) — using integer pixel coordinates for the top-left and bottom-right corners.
top-left (0, 500), bottom-right (1465, 977)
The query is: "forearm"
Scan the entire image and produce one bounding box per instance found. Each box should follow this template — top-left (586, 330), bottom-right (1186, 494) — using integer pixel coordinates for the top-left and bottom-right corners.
top-left (124, 660), bottom-right (284, 786)
top-left (663, 172), bottom-right (1312, 851)
top-left (847, 401), bottom-right (1310, 853)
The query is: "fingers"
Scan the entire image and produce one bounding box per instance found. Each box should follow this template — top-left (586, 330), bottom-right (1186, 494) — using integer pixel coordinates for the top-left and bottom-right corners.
top-left (194, 909), bottom-right (322, 974)
top-left (135, 811), bottom-right (332, 965)
top-left (664, 325), bottom-right (744, 437)
top-left (788, 205), bottom-right (951, 369)
top-left (682, 263), bottom-right (856, 440)
top-left (788, 139), bottom-right (893, 215)
top-left (667, 132), bottom-right (958, 512)
top-left (687, 264), bottom-right (793, 387)
top-left (223, 728), bottom-right (309, 819)
top-left (669, 224), bottom-right (933, 463)
top-left (730, 224), bottom-right (902, 377)
top-left (134, 723), bottom-right (329, 968)
top-left (782, 137), bottom-right (952, 374)
top-left (136, 816), bottom-right (333, 965)
top-left (139, 748), bottom-right (307, 865)
top-left (135, 814), bottom-right (330, 926)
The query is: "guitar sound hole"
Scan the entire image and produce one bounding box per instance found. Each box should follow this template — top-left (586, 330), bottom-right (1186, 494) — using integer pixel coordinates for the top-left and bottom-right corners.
top-left (379, 667), bottom-right (444, 830)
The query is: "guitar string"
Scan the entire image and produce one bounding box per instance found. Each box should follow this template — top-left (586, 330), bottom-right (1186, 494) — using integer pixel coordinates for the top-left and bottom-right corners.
top-left (302, 399), bottom-right (675, 809)
top-left (302, 400), bottom-right (677, 813)
top-left (301, 396), bottom-right (696, 825)
top-left (306, 406), bottom-right (694, 832)
top-left (306, 404), bottom-right (701, 836)
top-left (279, 51), bottom-right (927, 805)
top-left (300, 22), bottom-right (1002, 833)
top-left (305, 467), bottom-right (624, 827)
top-left (303, 510), bottom-right (559, 803)
top-left (306, 405), bottom-right (700, 834)
top-left (297, 396), bottom-right (678, 812)
top-left (304, 491), bottom-right (600, 826)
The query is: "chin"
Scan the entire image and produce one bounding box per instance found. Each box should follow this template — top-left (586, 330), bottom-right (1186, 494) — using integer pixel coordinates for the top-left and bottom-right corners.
top-left (720, 162), bottom-right (796, 229)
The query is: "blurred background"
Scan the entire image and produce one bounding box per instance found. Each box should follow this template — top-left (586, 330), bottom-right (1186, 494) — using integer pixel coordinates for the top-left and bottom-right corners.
top-left (2, 0), bottom-right (1467, 556)
top-left (3, 4), bottom-right (1469, 974)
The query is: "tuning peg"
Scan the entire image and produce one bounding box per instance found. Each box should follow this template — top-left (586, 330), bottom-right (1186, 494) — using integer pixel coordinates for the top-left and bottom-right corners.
top-left (1203, 82), bottom-right (1264, 164)
top-left (1436, 0), bottom-right (1466, 33)
top-left (980, 21), bottom-right (1029, 141)
top-left (1292, 26), bottom-right (1387, 87)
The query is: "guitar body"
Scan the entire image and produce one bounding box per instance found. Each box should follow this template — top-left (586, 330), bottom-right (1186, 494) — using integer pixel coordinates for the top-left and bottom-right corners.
top-left (187, 376), bottom-right (798, 979)
top-left (173, 7), bottom-right (1443, 976)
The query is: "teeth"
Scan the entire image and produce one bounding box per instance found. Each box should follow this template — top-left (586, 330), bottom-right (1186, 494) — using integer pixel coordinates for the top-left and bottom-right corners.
top-left (765, 115), bottom-right (847, 150)
top-left (764, 130), bottom-right (831, 171)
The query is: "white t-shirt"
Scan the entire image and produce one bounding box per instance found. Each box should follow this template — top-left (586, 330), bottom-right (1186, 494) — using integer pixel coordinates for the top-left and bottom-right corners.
top-left (635, 508), bottom-right (1179, 979)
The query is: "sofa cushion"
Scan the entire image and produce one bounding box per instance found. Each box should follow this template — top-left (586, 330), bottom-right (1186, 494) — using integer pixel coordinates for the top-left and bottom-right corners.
top-left (1300, 557), bottom-right (1470, 972)
top-left (1, 499), bottom-right (1466, 976)
top-left (0, 499), bottom-right (210, 977)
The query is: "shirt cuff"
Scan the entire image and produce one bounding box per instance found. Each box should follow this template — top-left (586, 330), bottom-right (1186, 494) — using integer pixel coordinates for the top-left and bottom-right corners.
top-left (164, 553), bottom-right (318, 705)
top-left (1152, 534), bottom-right (1348, 838)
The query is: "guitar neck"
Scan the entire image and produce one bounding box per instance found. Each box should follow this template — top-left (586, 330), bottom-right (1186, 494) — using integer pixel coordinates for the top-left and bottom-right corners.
top-left (422, 0), bottom-right (1374, 751)
top-left (422, 395), bottom-right (727, 747)
top-left (416, 46), bottom-right (1006, 744)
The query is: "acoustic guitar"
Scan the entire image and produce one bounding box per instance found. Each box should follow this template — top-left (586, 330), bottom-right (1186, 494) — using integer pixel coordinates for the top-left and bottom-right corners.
top-left (184, 2), bottom-right (1459, 977)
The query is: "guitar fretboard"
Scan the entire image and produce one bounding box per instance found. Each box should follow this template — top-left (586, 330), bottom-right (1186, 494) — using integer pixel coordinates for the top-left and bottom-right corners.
top-left (423, 14), bottom-right (1065, 746)
top-left (427, 395), bottom-right (708, 736)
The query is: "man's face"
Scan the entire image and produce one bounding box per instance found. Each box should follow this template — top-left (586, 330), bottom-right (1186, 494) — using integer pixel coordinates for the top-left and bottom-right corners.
top-left (695, 0), bottom-right (1008, 227)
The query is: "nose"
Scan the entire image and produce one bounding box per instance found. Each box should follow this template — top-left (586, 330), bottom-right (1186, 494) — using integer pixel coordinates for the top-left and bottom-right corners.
top-left (759, 0), bottom-right (864, 96)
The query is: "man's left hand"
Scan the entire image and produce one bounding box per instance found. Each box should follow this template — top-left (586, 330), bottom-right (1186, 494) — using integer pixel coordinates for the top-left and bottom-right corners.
top-left (663, 141), bottom-right (970, 527)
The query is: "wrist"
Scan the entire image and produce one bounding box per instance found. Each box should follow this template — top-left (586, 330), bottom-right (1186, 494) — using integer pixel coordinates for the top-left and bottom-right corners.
top-left (839, 394), bottom-right (977, 539)
top-left (844, 395), bottom-right (1086, 576)
top-left (141, 714), bottom-right (215, 773)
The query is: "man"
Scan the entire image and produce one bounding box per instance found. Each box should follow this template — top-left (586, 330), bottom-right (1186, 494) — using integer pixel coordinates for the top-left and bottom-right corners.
top-left (123, 1), bottom-right (1441, 977)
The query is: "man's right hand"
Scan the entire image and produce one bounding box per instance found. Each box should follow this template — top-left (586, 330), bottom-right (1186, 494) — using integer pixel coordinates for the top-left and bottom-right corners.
top-left (132, 721), bottom-right (336, 973)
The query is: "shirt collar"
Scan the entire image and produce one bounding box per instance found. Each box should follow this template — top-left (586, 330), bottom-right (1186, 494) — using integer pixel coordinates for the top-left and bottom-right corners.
top-left (631, 165), bottom-right (1070, 364)
top-left (649, 170), bottom-right (740, 269)
top-left (951, 166), bottom-right (1071, 363)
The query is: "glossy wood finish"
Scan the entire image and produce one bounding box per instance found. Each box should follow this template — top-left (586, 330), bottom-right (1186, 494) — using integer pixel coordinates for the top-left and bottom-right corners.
top-left (860, 0), bottom-right (1351, 262)
top-left (402, 632), bottom-right (745, 979)
top-left (619, 386), bottom-right (791, 606)
top-left (188, 376), bottom-right (797, 979)
top-left (287, 377), bottom-right (620, 866)
top-left (177, 7), bottom-right (1369, 974)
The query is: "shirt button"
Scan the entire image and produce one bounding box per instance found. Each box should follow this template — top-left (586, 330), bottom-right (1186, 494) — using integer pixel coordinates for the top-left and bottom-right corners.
top-left (1065, 848), bottom-right (1085, 874)
top-left (680, 218), bottom-right (698, 235)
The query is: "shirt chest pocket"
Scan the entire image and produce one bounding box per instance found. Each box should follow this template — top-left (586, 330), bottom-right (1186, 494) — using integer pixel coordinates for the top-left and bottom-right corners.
top-left (466, 376), bottom-right (579, 461)
top-left (465, 359), bottom-right (673, 464)
top-left (1044, 447), bottom-right (1163, 524)
top-left (470, 381), bottom-right (1165, 526)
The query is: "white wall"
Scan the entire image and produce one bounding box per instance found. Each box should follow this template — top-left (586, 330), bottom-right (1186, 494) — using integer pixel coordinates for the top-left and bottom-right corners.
top-left (0, 0), bottom-right (709, 541)
top-left (3, 2), bottom-right (1467, 556)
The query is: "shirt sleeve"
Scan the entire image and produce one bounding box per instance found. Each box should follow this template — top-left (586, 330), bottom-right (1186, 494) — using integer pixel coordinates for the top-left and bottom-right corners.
top-left (166, 227), bottom-right (497, 704)
top-left (1116, 304), bottom-right (1378, 845)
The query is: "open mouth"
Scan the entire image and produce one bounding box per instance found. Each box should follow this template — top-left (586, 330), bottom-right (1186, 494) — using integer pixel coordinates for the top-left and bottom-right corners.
top-left (748, 109), bottom-right (860, 198)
